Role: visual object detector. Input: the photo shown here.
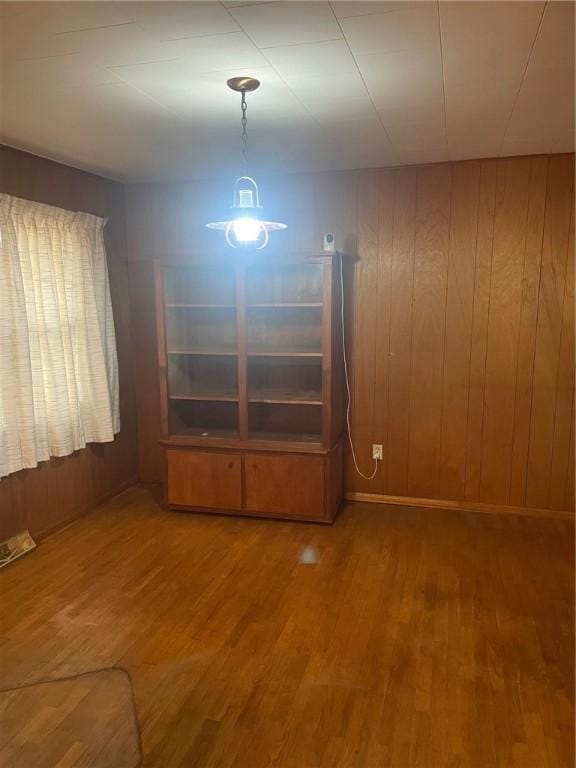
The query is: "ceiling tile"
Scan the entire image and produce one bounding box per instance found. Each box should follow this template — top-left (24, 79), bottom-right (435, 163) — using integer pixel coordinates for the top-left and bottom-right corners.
top-left (447, 119), bottom-right (507, 149)
top-left (379, 101), bottom-right (445, 129)
top-left (448, 140), bottom-right (502, 162)
top-left (389, 131), bottom-right (446, 153)
top-left (109, 31), bottom-right (268, 87)
top-left (392, 146), bottom-right (449, 166)
top-left (341, 2), bottom-right (439, 55)
top-left (357, 48), bottom-right (444, 109)
top-left (152, 66), bottom-right (311, 124)
top-left (229, 2), bottom-right (341, 48)
top-left (332, 2), bottom-right (408, 19)
top-left (440, 1), bottom-right (545, 89)
top-left (505, 88), bottom-right (575, 144)
top-left (504, 1), bottom-right (574, 151)
top-left (522, 0), bottom-right (575, 81)
top-left (285, 70), bottom-right (368, 98)
top-left (1, 0), bottom-right (573, 181)
top-left (120, 2), bottom-right (240, 42)
top-left (264, 39), bottom-right (359, 79)
top-left (500, 134), bottom-right (575, 159)
top-left (444, 79), bottom-right (518, 123)
top-left (1, 1), bottom-right (133, 36)
top-left (2, 53), bottom-right (120, 92)
top-left (305, 116), bottom-right (395, 169)
top-left (50, 22), bottom-right (193, 68)
top-left (288, 87), bottom-right (377, 124)
top-left (379, 102), bottom-right (446, 147)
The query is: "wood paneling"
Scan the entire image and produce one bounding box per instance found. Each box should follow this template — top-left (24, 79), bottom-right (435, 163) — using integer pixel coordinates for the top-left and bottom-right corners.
top-left (465, 160), bottom-right (498, 501)
top-left (440, 161), bottom-right (480, 500)
top-left (526, 155), bottom-right (574, 507)
top-left (125, 154), bottom-right (575, 515)
top-left (481, 157), bottom-right (532, 503)
top-left (0, 145), bottom-right (138, 539)
top-left (407, 164), bottom-right (451, 498)
top-left (385, 168), bottom-right (417, 496)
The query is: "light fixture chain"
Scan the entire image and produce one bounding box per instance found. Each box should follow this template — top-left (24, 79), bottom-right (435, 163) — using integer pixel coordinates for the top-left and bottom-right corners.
top-left (240, 91), bottom-right (248, 165)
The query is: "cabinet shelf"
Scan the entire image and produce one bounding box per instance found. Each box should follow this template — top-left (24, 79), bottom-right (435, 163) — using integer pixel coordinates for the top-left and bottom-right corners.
top-left (166, 303), bottom-right (236, 309)
top-left (248, 389), bottom-right (322, 405)
top-left (248, 431), bottom-right (322, 444)
top-left (247, 303), bottom-right (322, 308)
top-left (170, 393), bottom-right (239, 403)
top-left (247, 350), bottom-right (322, 358)
top-left (171, 426), bottom-right (239, 439)
top-left (168, 349), bottom-right (238, 356)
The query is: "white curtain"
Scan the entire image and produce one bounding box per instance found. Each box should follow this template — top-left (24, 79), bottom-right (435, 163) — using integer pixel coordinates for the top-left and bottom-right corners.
top-left (0, 193), bottom-right (119, 478)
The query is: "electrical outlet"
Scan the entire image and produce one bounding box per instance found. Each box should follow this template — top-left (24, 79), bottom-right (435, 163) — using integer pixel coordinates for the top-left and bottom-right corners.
top-left (372, 444), bottom-right (383, 461)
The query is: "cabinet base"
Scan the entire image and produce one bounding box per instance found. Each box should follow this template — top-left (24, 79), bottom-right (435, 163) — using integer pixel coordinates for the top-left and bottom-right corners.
top-left (163, 440), bottom-right (343, 524)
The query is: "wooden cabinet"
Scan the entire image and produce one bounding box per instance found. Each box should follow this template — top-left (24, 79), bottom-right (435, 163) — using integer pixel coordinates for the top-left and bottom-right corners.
top-left (166, 449), bottom-right (242, 509)
top-left (156, 255), bottom-right (347, 524)
top-left (244, 453), bottom-right (325, 519)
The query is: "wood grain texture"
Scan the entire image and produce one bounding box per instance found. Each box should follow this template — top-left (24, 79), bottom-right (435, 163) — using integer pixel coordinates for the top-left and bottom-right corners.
top-left (465, 160), bottom-right (498, 501)
top-left (350, 171), bottom-right (380, 490)
top-left (128, 262), bottom-right (163, 483)
top-left (0, 485), bottom-right (573, 766)
top-left (509, 157), bottom-right (549, 506)
top-left (166, 449), bottom-right (242, 509)
top-left (481, 157), bottom-right (532, 503)
top-left (0, 145), bottom-right (138, 539)
top-left (526, 155), bottom-right (574, 507)
top-left (244, 453), bottom-right (325, 519)
top-left (0, 669), bottom-right (141, 768)
top-left (440, 161), bottom-right (480, 500)
top-left (407, 164), bottom-right (451, 498)
top-left (386, 168), bottom-right (417, 496)
top-left (125, 155), bottom-right (575, 514)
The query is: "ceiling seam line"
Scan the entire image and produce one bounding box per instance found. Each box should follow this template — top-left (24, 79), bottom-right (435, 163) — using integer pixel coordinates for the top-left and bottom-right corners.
top-left (54, 22), bottom-right (135, 36)
top-left (217, 0), bottom-right (322, 128)
top-left (436, 0), bottom-right (449, 157)
top-left (326, 0), bottom-right (395, 152)
top-left (498, 1), bottom-right (548, 157)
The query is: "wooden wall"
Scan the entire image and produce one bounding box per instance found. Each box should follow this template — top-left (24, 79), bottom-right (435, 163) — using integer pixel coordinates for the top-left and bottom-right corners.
top-left (350, 155), bottom-right (574, 515)
top-left (0, 146), bottom-right (139, 540)
top-left (126, 153), bottom-right (575, 516)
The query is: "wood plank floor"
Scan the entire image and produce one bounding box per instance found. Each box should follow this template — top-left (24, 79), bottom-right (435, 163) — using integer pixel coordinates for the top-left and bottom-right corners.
top-left (0, 486), bottom-right (573, 767)
top-left (0, 669), bottom-right (141, 767)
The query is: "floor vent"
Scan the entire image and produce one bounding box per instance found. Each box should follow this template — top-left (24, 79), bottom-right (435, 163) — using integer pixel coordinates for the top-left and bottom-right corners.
top-left (0, 531), bottom-right (36, 568)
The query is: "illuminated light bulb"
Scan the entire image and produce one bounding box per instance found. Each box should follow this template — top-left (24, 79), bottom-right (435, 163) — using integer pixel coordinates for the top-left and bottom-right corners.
top-left (232, 217), bottom-right (261, 242)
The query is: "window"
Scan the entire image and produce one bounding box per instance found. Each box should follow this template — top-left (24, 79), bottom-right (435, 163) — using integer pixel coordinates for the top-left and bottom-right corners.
top-left (0, 194), bottom-right (119, 478)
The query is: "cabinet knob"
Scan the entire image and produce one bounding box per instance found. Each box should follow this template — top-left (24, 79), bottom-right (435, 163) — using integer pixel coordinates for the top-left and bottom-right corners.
top-left (227, 462), bottom-right (234, 469)
top-left (252, 463), bottom-right (258, 470)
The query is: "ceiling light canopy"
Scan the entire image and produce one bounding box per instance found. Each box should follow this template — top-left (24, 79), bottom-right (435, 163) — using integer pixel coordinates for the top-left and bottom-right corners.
top-left (206, 77), bottom-right (286, 250)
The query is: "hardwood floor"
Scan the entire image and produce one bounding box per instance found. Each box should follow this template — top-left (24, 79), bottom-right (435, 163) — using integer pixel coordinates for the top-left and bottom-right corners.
top-left (0, 669), bottom-right (141, 767)
top-left (0, 486), bottom-right (573, 767)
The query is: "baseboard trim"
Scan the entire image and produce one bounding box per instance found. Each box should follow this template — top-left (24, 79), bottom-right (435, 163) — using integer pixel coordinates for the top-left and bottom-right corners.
top-left (344, 491), bottom-right (575, 521)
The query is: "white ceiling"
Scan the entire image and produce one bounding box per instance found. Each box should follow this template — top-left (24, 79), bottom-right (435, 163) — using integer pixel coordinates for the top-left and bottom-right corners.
top-left (1, 1), bottom-right (574, 182)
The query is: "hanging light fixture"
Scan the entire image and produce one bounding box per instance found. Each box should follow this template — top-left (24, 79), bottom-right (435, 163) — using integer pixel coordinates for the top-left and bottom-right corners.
top-left (206, 77), bottom-right (287, 250)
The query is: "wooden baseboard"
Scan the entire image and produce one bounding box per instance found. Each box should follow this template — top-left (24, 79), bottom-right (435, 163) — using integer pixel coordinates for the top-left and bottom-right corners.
top-left (344, 491), bottom-right (575, 521)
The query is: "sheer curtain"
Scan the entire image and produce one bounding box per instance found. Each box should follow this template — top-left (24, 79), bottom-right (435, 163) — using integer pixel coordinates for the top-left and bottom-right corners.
top-left (0, 193), bottom-right (119, 478)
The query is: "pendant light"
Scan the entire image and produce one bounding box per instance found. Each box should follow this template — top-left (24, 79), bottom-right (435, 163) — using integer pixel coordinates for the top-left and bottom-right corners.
top-left (206, 77), bottom-right (287, 249)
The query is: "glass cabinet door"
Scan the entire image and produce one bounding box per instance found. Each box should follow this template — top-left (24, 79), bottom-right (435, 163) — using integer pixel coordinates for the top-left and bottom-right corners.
top-left (162, 265), bottom-right (239, 438)
top-left (245, 263), bottom-right (324, 443)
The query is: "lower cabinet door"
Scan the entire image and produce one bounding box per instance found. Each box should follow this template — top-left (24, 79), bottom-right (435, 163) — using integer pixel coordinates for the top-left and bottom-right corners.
top-left (166, 449), bottom-right (242, 510)
top-left (244, 453), bottom-right (325, 520)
